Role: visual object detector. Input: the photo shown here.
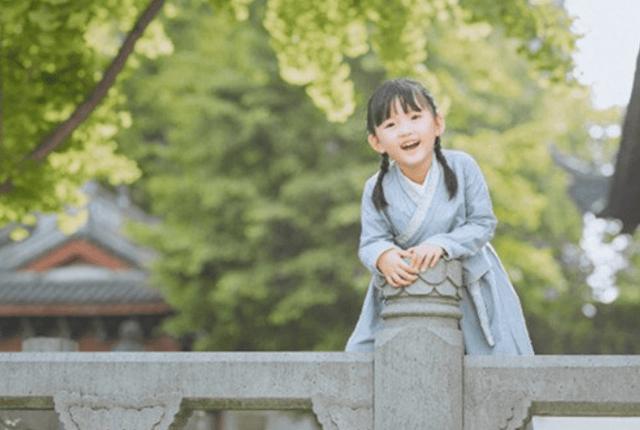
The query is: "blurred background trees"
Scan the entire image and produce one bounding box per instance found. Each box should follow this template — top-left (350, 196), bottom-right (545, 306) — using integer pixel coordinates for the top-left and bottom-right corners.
top-left (119, 1), bottom-right (637, 352)
top-left (2, 0), bottom-right (639, 352)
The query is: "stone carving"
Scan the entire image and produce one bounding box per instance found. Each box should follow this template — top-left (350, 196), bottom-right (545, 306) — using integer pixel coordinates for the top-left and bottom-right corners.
top-left (378, 258), bottom-right (463, 299)
top-left (311, 396), bottom-right (372, 430)
top-left (53, 391), bottom-right (182, 430)
top-left (498, 396), bottom-right (533, 430)
top-left (472, 390), bottom-right (533, 430)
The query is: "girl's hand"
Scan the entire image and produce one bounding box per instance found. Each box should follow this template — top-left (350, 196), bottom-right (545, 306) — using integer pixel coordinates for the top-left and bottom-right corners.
top-left (407, 243), bottom-right (445, 272)
top-left (376, 248), bottom-right (419, 288)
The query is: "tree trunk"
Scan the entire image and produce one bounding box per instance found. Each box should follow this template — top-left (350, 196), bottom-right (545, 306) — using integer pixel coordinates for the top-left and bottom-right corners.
top-left (600, 44), bottom-right (640, 233)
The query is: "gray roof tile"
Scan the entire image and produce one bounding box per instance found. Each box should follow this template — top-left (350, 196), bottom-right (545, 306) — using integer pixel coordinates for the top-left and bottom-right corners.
top-left (0, 268), bottom-right (164, 304)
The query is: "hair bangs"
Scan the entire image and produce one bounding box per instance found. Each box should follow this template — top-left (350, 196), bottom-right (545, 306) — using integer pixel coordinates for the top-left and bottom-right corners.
top-left (367, 79), bottom-right (435, 134)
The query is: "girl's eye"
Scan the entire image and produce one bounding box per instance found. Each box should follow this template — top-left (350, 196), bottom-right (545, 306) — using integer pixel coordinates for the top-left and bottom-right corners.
top-left (383, 122), bottom-right (395, 128)
top-left (411, 114), bottom-right (422, 120)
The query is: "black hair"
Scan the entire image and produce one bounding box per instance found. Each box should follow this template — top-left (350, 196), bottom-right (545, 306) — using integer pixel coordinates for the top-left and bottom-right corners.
top-left (366, 78), bottom-right (458, 210)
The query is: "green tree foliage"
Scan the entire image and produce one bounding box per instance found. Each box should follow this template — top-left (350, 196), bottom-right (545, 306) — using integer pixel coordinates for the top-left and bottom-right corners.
top-left (258, 0), bottom-right (576, 122)
top-left (123, 8), bottom-right (371, 349)
top-left (1, 0), bottom-right (576, 230)
top-left (122, 2), bottom-right (601, 351)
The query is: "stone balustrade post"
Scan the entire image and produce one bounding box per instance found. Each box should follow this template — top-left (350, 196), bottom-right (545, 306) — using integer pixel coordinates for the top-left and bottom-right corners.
top-left (374, 258), bottom-right (464, 430)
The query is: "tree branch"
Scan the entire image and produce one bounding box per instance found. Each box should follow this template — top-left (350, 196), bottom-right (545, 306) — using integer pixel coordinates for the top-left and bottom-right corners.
top-left (0, 0), bottom-right (164, 195)
top-left (599, 44), bottom-right (640, 233)
top-left (29, 0), bottom-right (165, 161)
top-left (0, 23), bottom-right (4, 152)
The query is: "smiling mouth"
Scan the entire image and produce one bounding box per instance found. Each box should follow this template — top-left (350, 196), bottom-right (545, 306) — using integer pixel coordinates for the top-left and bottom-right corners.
top-left (401, 140), bottom-right (420, 150)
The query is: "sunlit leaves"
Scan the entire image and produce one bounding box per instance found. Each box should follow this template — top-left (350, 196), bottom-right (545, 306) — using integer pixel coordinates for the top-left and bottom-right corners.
top-left (264, 0), bottom-right (368, 121)
top-left (458, 0), bottom-right (576, 81)
top-left (259, 0), bottom-right (575, 122)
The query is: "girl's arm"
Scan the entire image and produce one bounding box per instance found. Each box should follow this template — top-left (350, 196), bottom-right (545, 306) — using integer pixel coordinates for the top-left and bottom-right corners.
top-left (424, 155), bottom-right (497, 259)
top-left (358, 179), bottom-right (399, 275)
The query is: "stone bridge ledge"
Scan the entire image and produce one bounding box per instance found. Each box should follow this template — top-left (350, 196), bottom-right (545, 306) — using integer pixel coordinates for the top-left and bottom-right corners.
top-left (0, 352), bottom-right (373, 412)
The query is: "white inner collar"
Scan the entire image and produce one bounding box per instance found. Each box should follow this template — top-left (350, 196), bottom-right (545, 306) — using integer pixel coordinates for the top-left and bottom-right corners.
top-left (400, 163), bottom-right (432, 196)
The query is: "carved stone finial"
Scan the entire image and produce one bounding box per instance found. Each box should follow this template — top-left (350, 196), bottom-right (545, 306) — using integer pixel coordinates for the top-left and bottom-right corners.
top-left (378, 257), bottom-right (462, 298)
top-left (377, 258), bottom-right (463, 323)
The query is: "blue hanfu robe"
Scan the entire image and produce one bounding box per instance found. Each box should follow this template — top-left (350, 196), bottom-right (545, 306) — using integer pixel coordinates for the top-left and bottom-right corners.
top-left (345, 149), bottom-right (534, 355)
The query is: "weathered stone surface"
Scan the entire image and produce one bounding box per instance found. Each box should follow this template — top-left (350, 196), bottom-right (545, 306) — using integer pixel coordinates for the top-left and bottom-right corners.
top-left (464, 355), bottom-right (640, 430)
top-left (375, 259), bottom-right (464, 430)
top-left (54, 391), bottom-right (181, 430)
top-left (0, 352), bottom-right (372, 412)
top-left (312, 395), bottom-right (372, 430)
top-left (375, 323), bottom-right (463, 429)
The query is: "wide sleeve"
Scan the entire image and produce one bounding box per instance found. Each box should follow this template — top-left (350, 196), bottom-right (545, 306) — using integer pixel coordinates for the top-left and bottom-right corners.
top-left (358, 179), bottom-right (399, 275)
top-left (424, 156), bottom-right (497, 259)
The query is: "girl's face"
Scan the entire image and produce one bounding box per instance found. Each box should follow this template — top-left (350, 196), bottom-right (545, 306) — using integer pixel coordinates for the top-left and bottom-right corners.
top-left (368, 98), bottom-right (445, 180)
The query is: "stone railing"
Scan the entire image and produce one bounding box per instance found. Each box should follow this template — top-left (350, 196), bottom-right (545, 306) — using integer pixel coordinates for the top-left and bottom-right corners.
top-left (1, 259), bottom-right (640, 429)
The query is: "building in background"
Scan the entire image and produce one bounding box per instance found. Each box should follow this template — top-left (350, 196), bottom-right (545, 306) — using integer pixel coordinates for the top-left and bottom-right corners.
top-left (0, 182), bottom-right (179, 352)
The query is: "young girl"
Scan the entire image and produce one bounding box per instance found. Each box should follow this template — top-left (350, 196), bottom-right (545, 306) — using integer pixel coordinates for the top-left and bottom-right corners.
top-left (345, 78), bottom-right (534, 355)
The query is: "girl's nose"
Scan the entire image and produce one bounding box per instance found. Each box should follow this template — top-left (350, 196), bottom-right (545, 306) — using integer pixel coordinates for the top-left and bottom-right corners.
top-left (398, 122), bottom-right (412, 136)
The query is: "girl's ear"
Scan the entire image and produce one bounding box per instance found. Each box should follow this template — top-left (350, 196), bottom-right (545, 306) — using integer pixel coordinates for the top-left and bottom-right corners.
top-left (367, 134), bottom-right (385, 154)
top-left (436, 114), bottom-right (446, 136)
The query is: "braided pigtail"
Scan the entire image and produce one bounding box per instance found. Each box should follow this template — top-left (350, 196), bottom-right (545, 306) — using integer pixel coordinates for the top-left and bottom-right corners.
top-left (372, 153), bottom-right (390, 210)
top-left (434, 136), bottom-right (458, 199)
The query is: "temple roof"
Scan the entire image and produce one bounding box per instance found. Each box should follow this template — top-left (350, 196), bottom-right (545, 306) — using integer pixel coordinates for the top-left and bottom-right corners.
top-left (0, 183), bottom-right (170, 317)
top-left (0, 182), bottom-right (156, 271)
top-left (0, 267), bottom-right (169, 316)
